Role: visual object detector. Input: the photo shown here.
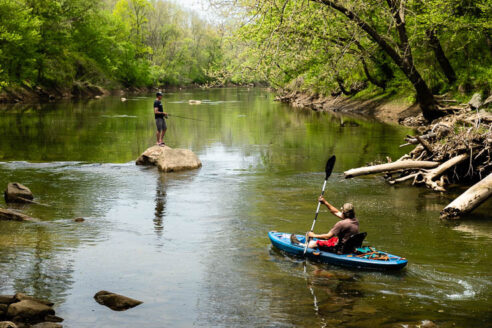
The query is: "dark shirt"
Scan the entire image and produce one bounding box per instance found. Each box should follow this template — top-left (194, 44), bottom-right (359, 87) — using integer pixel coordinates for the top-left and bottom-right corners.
top-left (154, 100), bottom-right (164, 119)
top-left (329, 217), bottom-right (359, 244)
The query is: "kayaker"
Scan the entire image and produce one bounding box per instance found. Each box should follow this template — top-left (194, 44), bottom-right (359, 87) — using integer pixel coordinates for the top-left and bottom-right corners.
top-left (291, 196), bottom-right (359, 251)
top-left (154, 92), bottom-right (168, 146)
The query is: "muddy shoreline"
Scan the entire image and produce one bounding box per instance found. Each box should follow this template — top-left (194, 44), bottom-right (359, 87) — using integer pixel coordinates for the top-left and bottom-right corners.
top-left (275, 90), bottom-right (421, 125)
top-left (0, 82), bottom-right (260, 104)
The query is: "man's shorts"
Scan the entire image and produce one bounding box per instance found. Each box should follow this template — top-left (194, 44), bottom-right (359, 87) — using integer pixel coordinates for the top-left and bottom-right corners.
top-left (155, 117), bottom-right (167, 131)
top-left (316, 237), bottom-right (338, 248)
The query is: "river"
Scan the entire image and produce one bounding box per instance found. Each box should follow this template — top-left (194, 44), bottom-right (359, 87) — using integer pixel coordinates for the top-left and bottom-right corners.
top-left (0, 88), bottom-right (491, 327)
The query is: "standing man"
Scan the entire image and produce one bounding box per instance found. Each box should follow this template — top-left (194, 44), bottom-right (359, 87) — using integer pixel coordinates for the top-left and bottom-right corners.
top-left (154, 92), bottom-right (168, 146)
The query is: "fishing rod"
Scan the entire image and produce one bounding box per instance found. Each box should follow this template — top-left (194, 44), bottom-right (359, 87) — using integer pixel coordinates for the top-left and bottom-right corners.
top-left (167, 114), bottom-right (205, 122)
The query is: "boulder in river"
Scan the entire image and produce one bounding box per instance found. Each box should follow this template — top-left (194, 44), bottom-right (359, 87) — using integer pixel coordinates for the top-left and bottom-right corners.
top-left (94, 291), bottom-right (142, 311)
top-left (0, 209), bottom-right (38, 222)
top-left (4, 183), bottom-right (33, 203)
top-left (0, 295), bottom-right (15, 304)
top-left (6, 300), bottom-right (55, 321)
top-left (136, 145), bottom-right (201, 172)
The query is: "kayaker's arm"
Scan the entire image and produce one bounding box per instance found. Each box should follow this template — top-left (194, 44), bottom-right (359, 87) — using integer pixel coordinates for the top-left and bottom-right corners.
top-left (307, 231), bottom-right (334, 240)
top-left (318, 196), bottom-right (343, 219)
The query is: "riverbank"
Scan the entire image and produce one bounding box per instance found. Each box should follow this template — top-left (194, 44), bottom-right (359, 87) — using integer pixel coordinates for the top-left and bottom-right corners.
top-left (275, 90), bottom-right (423, 125)
top-left (0, 82), bottom-right (260, 104)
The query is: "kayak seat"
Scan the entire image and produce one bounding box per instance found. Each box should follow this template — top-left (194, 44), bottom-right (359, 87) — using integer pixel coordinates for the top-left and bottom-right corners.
top-left (338, 232), bottom-right (367, 254)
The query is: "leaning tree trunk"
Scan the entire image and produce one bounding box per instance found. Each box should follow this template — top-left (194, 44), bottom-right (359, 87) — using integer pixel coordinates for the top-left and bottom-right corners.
top-left (312, 0), bottom-right (441, 121)
top-left (427, 29), bottom-right (457, 84)
top-left (440, 173), bottom-right (492, 220)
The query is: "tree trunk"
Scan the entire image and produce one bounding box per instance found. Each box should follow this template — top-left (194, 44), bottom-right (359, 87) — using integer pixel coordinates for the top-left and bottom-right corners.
top-left (344, 160), bottom-right (439, 178)
top-left (360, 57), bottom-right (386, 89)
top-left (427, 29), bottom-right (457, 84)
top-left (440, 173), bottom-right (492, 219)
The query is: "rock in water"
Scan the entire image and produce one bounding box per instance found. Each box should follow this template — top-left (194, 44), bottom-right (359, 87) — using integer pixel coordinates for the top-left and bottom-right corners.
top-left (94, 291), bottom-right (142, 311)
top-left (6, 300), bottom-right (55, 321)
top-left (0, 322), bottom-right (17, 328)
top-left (0, 208), bottom-right (38, 222)
top-left (0, 295), bottom-right (15, 304)
top-left (157, 148), bottom-right (201, 172)
top-left (136, 145), bottom-right (168, 166)
top-left (4, 183), bottom-right (33, 203)
top-left (136, 145), bottom-right (201, 172)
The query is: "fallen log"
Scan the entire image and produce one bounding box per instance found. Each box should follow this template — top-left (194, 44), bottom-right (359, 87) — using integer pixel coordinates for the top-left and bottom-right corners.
top-left (344, 160), bottom-right (439, 178)
top-left (440, 172), bottom-right (492, 219)
top-left (421, 154), bottom-right (470, 191)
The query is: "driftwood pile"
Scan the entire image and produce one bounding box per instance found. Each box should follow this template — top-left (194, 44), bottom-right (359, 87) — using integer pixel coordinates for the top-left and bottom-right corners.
top-left (344, 93), bottom-right (492, 219)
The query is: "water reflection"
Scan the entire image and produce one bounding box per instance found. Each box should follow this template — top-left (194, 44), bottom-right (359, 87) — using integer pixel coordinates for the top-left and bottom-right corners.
top-left (154, 175), bottom-right (167, 238)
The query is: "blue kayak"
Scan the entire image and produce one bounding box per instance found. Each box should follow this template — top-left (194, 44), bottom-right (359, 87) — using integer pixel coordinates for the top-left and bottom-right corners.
top-left (268, 231), bottom-right (407, 271)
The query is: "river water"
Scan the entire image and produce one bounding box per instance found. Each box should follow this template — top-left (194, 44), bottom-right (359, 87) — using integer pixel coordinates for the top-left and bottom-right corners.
top-left (0, 88), bottom-right (490, 327)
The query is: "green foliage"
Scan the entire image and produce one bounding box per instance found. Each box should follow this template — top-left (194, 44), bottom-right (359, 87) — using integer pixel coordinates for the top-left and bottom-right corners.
top-left (0, 0), bottom-right (225, 91)
top-left (226, 0), bottom-right (492, 98)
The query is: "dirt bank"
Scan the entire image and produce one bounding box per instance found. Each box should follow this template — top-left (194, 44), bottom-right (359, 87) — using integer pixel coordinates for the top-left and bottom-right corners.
top-left (275, 90), bottom-right (420, 124)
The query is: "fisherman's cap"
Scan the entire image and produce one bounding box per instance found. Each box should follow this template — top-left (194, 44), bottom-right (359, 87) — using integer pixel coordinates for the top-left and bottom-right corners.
top-left (156, 91), bottom-right (163, 97)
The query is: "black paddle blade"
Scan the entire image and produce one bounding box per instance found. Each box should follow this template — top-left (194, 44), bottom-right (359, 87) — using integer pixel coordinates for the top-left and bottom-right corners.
top-left (325, 155), bottom-right (336, 180)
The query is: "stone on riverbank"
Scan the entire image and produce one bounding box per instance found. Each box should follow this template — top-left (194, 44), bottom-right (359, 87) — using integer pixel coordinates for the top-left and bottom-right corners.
top-left (6, 300), bottom-right (55, 321)
top-left (136, 145), bottom-right (201, 172)
top-left (0, 209), bottom-right (38, 222)
top-left (4, 183), bottom-right (33, 203)
top-left (94, 291), bottom-right (142, 311)
top-left (0, 293), bottom-right (61, 328)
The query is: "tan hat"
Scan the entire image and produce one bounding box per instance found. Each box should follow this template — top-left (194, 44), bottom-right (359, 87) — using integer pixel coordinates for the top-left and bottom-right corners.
top-left (341, 203), bottom-right (355, 218)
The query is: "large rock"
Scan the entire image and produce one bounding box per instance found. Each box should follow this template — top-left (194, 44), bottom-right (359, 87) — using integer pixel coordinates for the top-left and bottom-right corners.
top-left (0, 304), bottom-right (8, 317)
top-left (4, 183), bottom-right (33, 203)
top-left (13, 294), bottom-right (53, 307)
top-left (6, 300), bottom-right (54, 321)
top-left (0, 295), bottom-right (15, 304)
top-left (136, 145), bottom-right (201, 172)
top-left (0, 209), bottom-right (38, 222)
top-left (93, 291), bottom-right (142, 311)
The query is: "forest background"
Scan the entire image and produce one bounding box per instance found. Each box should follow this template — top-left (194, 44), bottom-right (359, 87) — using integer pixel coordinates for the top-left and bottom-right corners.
top-left (0, 0), bottom-right (491, 114)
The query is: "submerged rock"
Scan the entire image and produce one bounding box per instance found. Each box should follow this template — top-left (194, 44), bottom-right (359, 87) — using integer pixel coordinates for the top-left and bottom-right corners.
top-left (73, 217), bottom-right (85, 223)
top-left (4, 183), bottom-right (33, 203)
top-left (94, 291), bottom-right (142, 311)
top-left (0, 209), bottom-right (38, 222)
top-left (136, 145), bottom-right (201, 172)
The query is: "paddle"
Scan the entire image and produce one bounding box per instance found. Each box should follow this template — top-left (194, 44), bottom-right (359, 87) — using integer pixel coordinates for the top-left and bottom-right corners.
top-left (303, 155), bottom-right (336, 255)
